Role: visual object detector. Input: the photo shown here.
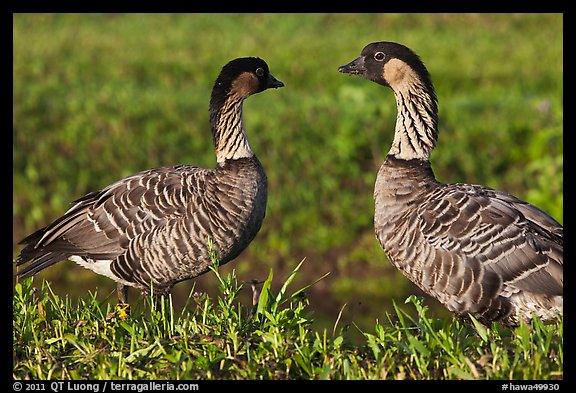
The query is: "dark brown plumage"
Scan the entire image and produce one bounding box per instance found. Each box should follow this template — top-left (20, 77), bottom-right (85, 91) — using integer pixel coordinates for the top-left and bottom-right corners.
top-left (15, 57), bottom-right (284, 302)
top-left (338, 42), bottom-right (562, 325)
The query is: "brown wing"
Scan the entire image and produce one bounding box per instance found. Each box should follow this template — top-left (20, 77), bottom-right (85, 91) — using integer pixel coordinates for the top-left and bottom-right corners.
top-left (15, 165), bottom-right (200, 280)
top-left (416, 183), bottom-right (562, 320)
top-left (16, 159), bottom-right (267, 289)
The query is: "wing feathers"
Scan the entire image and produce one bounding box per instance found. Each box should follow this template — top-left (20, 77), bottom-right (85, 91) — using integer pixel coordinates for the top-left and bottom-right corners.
top-left (16, 159), bottom-right (267, 293)
top-left (376, 158), bottom-right (562, 324)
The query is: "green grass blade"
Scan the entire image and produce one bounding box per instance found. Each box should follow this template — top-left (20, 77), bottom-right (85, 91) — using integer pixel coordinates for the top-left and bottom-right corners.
top-left (275, 257), bottom-right (306, 305)
top-left (256, 268), bottom-right (273, 316)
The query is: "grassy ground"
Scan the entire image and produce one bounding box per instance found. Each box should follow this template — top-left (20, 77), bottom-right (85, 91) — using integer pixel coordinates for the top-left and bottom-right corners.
top-left (13, 13), bottom-right (563, 378)
top-left (13, 258), bottom-right (563, 380)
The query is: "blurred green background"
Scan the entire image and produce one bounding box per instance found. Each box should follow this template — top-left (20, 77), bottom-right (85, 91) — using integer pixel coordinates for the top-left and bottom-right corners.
top-left (13, 13), bottom-right (563, 336)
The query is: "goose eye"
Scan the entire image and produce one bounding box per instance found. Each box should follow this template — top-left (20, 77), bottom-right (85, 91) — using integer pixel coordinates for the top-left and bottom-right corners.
top-left (255, 67), bottom-right (264, 77)
top-left (374, 52), bottom-right (385, 61)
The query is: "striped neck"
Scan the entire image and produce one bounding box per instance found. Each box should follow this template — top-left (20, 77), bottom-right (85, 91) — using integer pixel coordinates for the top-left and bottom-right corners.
top-left (388, 75), bottom-right (438, 161)
top-left (210, 93), bottom-right (254, 164)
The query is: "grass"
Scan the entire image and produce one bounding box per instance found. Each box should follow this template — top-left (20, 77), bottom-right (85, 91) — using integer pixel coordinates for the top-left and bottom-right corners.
top-left (13, 256), bottom-right (563, 380)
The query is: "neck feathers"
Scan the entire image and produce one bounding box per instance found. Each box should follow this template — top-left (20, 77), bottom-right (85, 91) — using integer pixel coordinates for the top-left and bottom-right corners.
top-left (385, 58), bottom-right (438, 161)
top-left (210, 92), bottom-right (254, 163)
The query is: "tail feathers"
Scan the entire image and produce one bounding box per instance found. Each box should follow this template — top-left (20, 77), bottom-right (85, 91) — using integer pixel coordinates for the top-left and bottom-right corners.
top-left (15, 249), bottom-right (69, 279)
top-left (17, 225), bottom-right (46, 247)
top-left (15, 226), bottom-right (75, 279)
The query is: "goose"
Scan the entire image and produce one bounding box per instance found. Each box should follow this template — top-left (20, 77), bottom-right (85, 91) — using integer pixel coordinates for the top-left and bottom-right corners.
top-left (338, 42), bottom-right (562, 326)
top-left (15, 57), bottom-right (284, 304)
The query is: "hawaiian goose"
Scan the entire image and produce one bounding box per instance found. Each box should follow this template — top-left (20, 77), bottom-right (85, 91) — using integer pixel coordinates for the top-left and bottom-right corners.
top-left (15, 57), bottom-right (284, 303)
top-left (338, 42), bottom-right (562, 326)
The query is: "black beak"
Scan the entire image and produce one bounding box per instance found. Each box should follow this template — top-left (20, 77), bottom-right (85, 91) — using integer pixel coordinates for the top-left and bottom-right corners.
top-left (338, 56), bottom-right (366, 75)
top-left (267, 73), bottom-right (285, 89)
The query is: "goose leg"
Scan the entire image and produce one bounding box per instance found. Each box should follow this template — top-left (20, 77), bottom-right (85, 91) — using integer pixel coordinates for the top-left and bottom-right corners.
top-left (117, 282), bottom-right (128, 304)
top-left (115, 283), bottom-right (130, 320)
